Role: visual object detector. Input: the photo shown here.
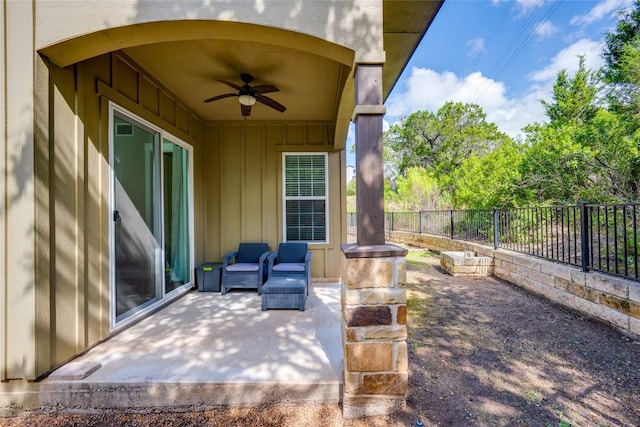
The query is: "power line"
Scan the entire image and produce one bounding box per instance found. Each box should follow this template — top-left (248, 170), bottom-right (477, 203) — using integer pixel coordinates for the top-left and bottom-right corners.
top-left (469, 0), bottom-right (563, 104)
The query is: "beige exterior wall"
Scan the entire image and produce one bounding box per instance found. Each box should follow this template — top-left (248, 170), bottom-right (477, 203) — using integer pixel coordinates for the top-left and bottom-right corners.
top-left (35, 1), bottom-right (384, 65)
top-left (0, 0), bottom-right (5, 385)
top-left (1, 0), bottom-right (361, 391)
top-left (3, 0), bottom-right (37, 382)
top-left (1, 46), bottom-right (208, 384)
top-left (3, 36), bottom-right (348, 384)
top-left (28, 52), bottom-right (205, 380)
top-left (203, 123), bottom-right (345, 279)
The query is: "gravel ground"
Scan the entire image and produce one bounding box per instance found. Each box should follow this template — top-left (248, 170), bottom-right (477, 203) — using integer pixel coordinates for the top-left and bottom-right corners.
top-left (3, 247), bottom-right (640, 426)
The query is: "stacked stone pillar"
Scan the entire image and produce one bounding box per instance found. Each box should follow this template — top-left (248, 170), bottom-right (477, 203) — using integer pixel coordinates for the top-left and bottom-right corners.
top-left (340, 247), bottom-right (408, 418)
top-left (341, 62), bottom-right (409, 418)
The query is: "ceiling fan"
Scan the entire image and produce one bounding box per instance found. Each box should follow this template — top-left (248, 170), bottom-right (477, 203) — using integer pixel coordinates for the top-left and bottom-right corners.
top-left (203, 73), bottom-right (286, 117)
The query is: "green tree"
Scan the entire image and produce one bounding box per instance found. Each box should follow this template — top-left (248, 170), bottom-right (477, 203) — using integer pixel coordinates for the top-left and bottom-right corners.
top-left (452, 139), bottom-right (523, 208)
top-left (384, 102), bottom-right (510, 193)
top-left (610, 35), bottom-right (640, 124)
top-left (518, 123), bottom-right (596, 203)
top-left (385, 167), bottom-right (450, 212)
top-left (603, 0), bottom-right (640, 84)
top-left (518, 59), bottom-right (603, 203)
top-left (346, 178), bottom-right (356, 196)
top-left (542, 56), bottom-right (598, 127)
top-left (519, 53), bottom-right (640, 203)
top-left (576, 109), bottom-right (640, 201)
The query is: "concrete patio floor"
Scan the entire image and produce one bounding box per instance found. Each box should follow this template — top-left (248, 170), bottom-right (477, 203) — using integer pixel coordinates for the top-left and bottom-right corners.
top-left (40, 282), bottom-right (343, 411)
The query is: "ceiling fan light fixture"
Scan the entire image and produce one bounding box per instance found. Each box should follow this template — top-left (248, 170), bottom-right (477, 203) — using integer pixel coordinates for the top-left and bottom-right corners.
top-left (204, 74), bottom-right (286, 116)
top-left (238, 94), bottom-right (256, 106)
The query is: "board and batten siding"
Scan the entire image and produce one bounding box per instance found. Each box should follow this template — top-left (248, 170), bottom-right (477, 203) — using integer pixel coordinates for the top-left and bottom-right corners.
top-left (203, 122), bottom-right (345, 280)
top-left (4, 48), bottom-right (345, 384)
top-left (26, 51), bottom-right (205, 380)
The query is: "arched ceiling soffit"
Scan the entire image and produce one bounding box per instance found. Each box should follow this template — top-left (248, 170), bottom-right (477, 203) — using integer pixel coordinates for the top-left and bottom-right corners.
top-left (40, 21), bottom-right (355, 124)
top-left (39, 20), bottom-right (354, 69)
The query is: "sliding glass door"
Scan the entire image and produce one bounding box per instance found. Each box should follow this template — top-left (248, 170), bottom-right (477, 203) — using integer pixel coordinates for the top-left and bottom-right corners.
top-left (163, 140), bottom-right (191, 293)
top-left (110, 105), bottom-right (193, 326)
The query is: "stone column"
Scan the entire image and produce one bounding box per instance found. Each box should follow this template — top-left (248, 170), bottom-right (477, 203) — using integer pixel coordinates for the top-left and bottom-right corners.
top-left (341, 62), bottom-right (409, 418)
top-left (340, 247), bottom-right (408, 418)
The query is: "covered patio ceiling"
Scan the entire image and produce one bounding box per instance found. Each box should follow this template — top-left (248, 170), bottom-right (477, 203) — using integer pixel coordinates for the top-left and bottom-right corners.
top-left (40, 1), bottom-right (443, 148)
top-left (119, 0), bottom-right (442, 141)
top-left (123, 39), bottom-right (349, 123)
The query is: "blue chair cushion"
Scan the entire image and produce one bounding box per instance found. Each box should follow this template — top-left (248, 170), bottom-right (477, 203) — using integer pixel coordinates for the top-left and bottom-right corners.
top-left (237, 243), bottom-right (269, 263)
top-left (277, 243), bottom-right (307, 263)
top-left (226, 263), bottom-right (260, 272)
top-left (272, 263), bottom-right (306, 272)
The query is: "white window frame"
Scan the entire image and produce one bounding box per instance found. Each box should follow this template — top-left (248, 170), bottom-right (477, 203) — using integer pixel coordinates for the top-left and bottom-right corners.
top-left (282, 152), bottom-right (329, 244)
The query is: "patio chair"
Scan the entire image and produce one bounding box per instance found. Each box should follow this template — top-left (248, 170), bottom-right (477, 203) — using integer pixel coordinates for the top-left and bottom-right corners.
top-left (221, 242), bottom-right (270, 295)
top-left (266, 243), bottom-right (312, 294)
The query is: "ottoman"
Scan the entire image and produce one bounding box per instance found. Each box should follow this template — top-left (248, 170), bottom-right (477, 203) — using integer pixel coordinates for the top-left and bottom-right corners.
top-left (261, 277), bottom-right (307, 311)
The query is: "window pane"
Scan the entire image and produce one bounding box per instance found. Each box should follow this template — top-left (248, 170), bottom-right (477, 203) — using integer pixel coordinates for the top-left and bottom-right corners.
top-left (163, 141), bottom-right (190, 294)
top-left (284, 154), bottom-right (327, 242)
top-left (285, 199), bottom-right (326, 242)
top-left (285, 154), bottom-right (326, 198)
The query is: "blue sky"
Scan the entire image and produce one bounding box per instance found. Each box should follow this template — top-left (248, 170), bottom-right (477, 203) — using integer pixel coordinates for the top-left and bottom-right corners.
top-left (347, 0), bottom-right (634, 166)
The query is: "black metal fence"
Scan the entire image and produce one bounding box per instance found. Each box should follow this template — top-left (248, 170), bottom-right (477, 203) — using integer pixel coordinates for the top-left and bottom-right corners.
top-left (347, 202), bottom-right (640, 282)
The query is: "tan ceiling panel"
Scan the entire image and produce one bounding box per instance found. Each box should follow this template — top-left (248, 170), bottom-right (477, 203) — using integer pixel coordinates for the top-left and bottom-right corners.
top-left (123, 39), bottom-right (343, 122)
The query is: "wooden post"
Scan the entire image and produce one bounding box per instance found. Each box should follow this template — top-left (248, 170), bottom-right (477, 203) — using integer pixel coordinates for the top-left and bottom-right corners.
top-left (354, 64), bottom-right (385, 246)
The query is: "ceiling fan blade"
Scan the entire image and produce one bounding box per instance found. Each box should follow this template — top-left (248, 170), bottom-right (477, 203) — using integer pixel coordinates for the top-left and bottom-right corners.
top-left (252, 84), bottom-right (279, 95)
top-left (241, 104), bottom-right (252, 117)
top-left (216, 79), bottom-right (242, 91)
top-left (204, 93), bottom-right (237, 103)
top-left (257, 95), bottom-right (286, 113)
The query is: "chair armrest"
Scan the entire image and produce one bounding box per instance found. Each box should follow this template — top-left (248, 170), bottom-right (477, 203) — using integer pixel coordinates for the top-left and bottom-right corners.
top-left (222, 251), bottom-right (239, 267)
top-left (266, 252), bottom-right (278, 278)
top-left (305, 251), bottom-right (312, 294)
top-left (257, 251), bottom-right (272, 293)
top-left (259, 251), bottom-right (271, 264)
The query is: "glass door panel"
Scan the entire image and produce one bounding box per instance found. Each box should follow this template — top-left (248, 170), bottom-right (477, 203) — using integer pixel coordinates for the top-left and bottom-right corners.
top-left (163, 140), bottom-right (191, 293)
top-left (113, 114), bottom-right (162, 320)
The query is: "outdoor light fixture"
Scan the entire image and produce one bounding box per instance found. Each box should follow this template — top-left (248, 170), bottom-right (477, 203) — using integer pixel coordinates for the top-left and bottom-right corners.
top-left (204, 74), bottom-right (285, 117)
top-left (238, 94), bottom-right (256, 106)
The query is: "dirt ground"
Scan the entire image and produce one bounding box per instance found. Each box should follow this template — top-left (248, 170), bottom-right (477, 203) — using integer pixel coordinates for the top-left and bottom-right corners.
top-left (402, 248), bottom-right (640, 427)
top-left (3, 248), bottom-right (640, 426)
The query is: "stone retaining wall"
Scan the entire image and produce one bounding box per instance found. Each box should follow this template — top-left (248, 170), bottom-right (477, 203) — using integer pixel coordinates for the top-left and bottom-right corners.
top-left (390, 230), bottom-right (640, 339)
top-left (440, 251), bottom-right (494, 276)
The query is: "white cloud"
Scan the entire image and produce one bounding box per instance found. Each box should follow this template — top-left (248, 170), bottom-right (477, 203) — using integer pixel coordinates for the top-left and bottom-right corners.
top-left (384, 35), bottom-right (613, 141)
top-left (467, 38), bottom-right (486, 56)
top-left (385, 38), bottom-right (607, 138)
top-left (528, 38), bottom-right (605, 82)
top-left (570, 0), bottom-right (633, 26)
top-left (534, 20), bottom-right (558, 39)
top-left (385, 67), bottom-right (542, 138)
top-left (492, 0), bottom-right (547, 15)
top-left (515, 0), bottom-right (548, 14)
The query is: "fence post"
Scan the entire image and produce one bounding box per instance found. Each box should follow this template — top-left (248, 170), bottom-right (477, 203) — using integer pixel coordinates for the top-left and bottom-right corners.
top-left (390, 212), bottom-right (394, 241)
top-left (493, 207), bottom-right (499, 250)
top-left (580, 201), bottom-right (590, 273)
top-left (450, 209), bottom-right (454, 239)
top-left (418, 211), bottom-right (422, 234)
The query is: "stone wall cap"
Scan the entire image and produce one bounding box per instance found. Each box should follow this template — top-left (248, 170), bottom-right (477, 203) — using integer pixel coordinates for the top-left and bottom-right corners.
top-left (341, 243), bottom-right (408, 258)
